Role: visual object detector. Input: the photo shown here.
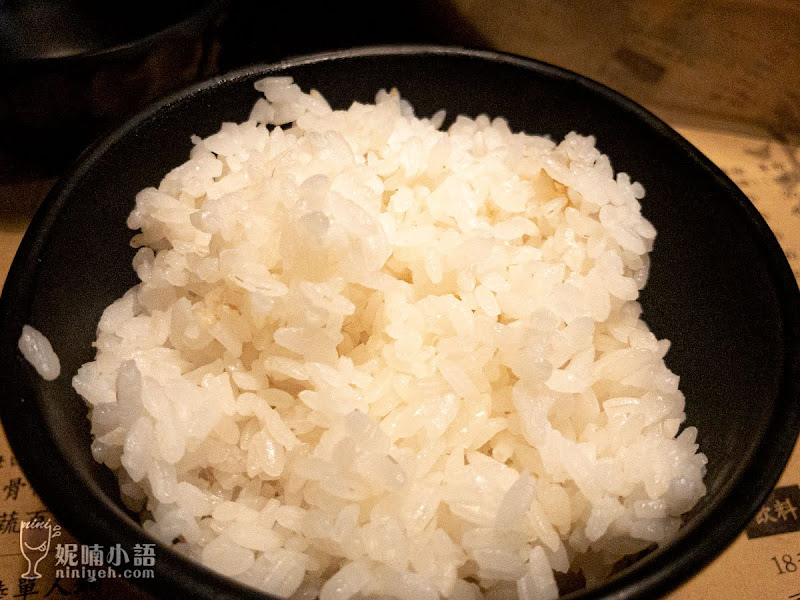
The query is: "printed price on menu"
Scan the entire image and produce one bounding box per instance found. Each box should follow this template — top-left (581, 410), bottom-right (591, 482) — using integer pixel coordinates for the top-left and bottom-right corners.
top-left (744, 483), bottom-right (800, 598)
top-left (771, 553), bottom-right (800, 576)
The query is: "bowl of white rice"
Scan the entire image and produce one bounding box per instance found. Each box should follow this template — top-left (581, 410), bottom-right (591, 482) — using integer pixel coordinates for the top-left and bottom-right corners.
top-left (2, 46), bottom-right (799, 600)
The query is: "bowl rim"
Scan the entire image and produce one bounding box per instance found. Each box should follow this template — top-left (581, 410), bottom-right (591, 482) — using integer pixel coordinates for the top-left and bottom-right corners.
top-left (1, 44), bottom-right (799, 600)
top-left (0, 0), bottom-right (226, 67)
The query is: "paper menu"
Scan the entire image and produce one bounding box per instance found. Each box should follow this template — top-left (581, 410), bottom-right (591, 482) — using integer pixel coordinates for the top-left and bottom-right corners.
top-left (444, 0), bottom-right (800, 143)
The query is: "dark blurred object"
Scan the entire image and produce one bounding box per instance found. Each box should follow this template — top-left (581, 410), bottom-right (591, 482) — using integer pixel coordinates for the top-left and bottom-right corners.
top-left (216, 0), bottom-right (481, 71)
top-left (0, 0), bottom-right (226, 180)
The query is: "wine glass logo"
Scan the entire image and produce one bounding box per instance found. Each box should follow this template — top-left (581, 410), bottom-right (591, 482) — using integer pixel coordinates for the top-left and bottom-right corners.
top-left (19, 519), bottom-right (60, 579)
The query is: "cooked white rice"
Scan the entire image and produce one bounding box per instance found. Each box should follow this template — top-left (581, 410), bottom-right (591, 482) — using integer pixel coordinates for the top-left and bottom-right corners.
top-left (73, 78), bottom-right (707, 600)
top-left (19, 324), bottom-right (61, 381)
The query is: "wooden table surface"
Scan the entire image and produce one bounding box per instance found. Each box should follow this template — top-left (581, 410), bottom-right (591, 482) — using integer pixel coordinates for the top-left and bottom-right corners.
top-left (0, 123), bottom-right (798, 599)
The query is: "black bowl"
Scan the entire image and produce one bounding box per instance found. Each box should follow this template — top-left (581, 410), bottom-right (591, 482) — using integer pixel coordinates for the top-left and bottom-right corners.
top-left (1, 46), bottom-right (799, 600)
